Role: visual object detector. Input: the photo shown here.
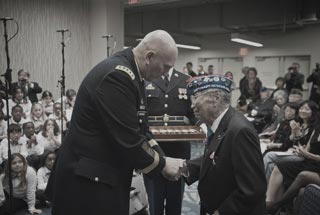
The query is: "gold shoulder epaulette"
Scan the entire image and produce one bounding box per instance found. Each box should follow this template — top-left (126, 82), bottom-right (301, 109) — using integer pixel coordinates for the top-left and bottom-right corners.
top-left (115, 65), bottom-right (135, 80)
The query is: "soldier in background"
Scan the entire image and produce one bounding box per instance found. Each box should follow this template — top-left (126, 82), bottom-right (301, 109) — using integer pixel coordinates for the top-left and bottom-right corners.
top-left (144, 67), bottom-right (197, 215)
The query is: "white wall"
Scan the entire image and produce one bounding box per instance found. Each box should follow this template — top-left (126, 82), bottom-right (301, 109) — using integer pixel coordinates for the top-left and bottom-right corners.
top-left (0, 0), bottom-right (123, 99)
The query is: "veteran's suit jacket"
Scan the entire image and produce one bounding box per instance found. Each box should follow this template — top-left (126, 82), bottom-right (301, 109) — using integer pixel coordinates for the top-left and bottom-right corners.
top-left (186, 107), bottom-right (267, 215)
top-left (47, 48), bottom-right (165, 215)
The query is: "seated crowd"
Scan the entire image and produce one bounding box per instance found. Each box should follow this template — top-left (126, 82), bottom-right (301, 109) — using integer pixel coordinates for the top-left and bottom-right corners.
top-left (0, 69), bottom-right (77, 214)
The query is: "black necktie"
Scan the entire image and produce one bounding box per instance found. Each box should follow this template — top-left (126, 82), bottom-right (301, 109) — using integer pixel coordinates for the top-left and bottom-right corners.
top-left (164, 74), bottom-right (169, 88)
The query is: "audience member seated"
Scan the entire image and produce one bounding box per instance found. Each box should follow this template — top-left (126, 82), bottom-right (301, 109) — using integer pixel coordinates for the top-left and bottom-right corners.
top-left (28, 103), bottom-right (47, 134)
top-left (9, 86), bottom-right (32, 118)
top-left (265, 90), bottom-right (288, 131)
top-left (270, 77), bottom-right (286, 98)
top-left (260, 102), bottom-right (299, 154)
top-left (247, 87), bottom-right (275, 133)
top-left (207, 65), bottom-right (214, 75)
top-left (263, 100), bottom-right (319, 182)
top-left (56, 88), bottom-right (76, 122)
top-left (0, 124), bottom-right (27, 166)
top-left (36, 150), bottom-right (56, 208)
top-left (284, 63), bottom-right (305, 93)
top-left (36, 119), bottom-right (61, 152)
top-left (266, 124), bottom-right (320, 215)
top-left (49, 102), bottom-right (68, 132)
top-left (22, 122), bottom-right (44, 169)
top-left (0, 110), bottom-right (7, 142)
top-left (240, 67), bottom-right (262, 104)
top-left (0, 153), bottom-right (42, 214)
top-left (9, 105), bottom-right (28, 128)
top-left (288, 88), bottom-right (303, 104)
top-left (11, 69), bottom-right (43, 103)
top-left (39, 90), bottom-right (54, 117)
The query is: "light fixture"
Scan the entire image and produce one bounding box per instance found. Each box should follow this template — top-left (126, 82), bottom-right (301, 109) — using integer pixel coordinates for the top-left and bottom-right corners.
top-left (136, 38), bottom-right (201, 50)
top-left (231, 33), bottom-right (263, 47)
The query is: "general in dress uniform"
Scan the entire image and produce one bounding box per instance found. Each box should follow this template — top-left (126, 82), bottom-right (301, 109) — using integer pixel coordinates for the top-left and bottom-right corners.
top-left (46, 30), bottom-right (181, 215)
top-left (144, 68), bottom-right (196, 215)
top-left (185, 75), bottom-right (267, 215)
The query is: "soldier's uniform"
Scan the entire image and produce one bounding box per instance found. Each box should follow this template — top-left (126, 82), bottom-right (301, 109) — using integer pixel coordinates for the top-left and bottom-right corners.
top-left (144, 69), bottom-right (196, 215)
top-left (47, 48), bottom-right (165, 215)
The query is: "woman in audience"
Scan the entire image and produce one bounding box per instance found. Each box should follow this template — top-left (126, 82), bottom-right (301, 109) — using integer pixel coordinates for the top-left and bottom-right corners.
top-left (266, 124), bottom-right (320, 215)
top-left (28, 103), bottom-right (47, 134)
top-left (0, 153), bottom-right (42, 214)
top-left (239, 67), bottom-right (262, 103)
top-left (260, 102), bottom-right (299, 153)
top-left (21, 122), bottom-right (44, 169)
top-left (8, 86), bottom-right (32, 118)
top-left (263, 100), bottom-right (319, 182)
top-left (36, 150), bottom-right (56, 207)
top-left (39, 90), bottom-right (54, 117)
top-left (263, 90), bottom-right (288, 133)
top-left (36, 119), bottom-right (61, 152)
top-left (270, 77), bottom-right (286, 98)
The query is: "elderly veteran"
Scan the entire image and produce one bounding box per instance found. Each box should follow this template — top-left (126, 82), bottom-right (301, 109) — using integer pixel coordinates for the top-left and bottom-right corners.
top-left (185, 75), bottom-right (267, 215)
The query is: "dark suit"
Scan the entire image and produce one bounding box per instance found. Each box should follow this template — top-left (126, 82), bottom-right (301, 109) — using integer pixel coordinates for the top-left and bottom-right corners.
top-left (47, 48), bottom-right (165, 215)
top-left (186, 107), bottom-right (267, 215)
top-left (11, 81), bottom-right (42, 103)
top-left (144, 70), bottom-right (196, 215)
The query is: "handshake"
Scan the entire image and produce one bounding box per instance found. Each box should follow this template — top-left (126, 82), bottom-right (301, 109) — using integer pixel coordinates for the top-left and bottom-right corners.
top-left (162, 157), bottom-right (188, 181)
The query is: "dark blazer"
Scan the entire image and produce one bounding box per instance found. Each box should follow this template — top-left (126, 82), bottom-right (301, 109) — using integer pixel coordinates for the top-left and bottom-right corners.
top-left (11, 81), bottom-right (42, 103)
top-left (186, 107), bottom-right (267, 215)
top-left (47, 48), bottom-right (165, 215)
top-left (145, 70), bottom-right (196, 159)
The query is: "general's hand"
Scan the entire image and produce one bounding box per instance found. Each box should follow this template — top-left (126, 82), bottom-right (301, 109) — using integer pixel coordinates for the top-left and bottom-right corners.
top-left (29, 208), bottom-right (42, 214)
top-left (162, 157), bottom-right (185, 181)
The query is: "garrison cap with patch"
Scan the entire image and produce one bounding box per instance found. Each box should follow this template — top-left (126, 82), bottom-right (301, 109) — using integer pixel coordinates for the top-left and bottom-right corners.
top-left (187, 75), bottom-right (233, 95)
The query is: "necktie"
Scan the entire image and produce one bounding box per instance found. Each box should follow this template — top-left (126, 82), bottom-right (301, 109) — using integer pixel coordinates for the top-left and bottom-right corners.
top-left (163, 74), bottom-right (170, 88)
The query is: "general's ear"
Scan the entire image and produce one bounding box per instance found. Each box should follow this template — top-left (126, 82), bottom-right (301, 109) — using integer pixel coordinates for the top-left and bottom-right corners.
top-left (145, 51), bottom-right (154, 65)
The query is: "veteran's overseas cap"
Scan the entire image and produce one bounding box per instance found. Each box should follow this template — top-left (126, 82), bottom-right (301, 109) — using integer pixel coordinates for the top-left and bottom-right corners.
top-left (187, 75), bottom-right (233, 96)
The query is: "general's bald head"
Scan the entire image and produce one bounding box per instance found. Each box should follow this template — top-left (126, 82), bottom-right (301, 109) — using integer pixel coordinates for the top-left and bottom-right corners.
top-left (133, 30), bottom-right (178, 81)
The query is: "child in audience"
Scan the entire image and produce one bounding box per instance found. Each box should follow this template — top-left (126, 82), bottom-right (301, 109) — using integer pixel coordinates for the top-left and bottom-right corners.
top-left (9, 105), bottom-right (28, 128)
top-left (21, 122), bottom-right (44, 169)
top-left (36, 119), bottom-right (61, 152)
top-left (0, 124), bottom-right (27, 166)
top-left (0, 153), bottom-right (42, 214)
top-left (28, 103), bottom-right (47, 134)
top-left (49, 102), bottom-right (68, 132)
top-left (39, 91), bottom-right (54, 117)
top-left (8, 86), bottom-right (32, 118)
top-left (36, 150), bottom-right (56, 206)
top-left (0, 110), bottom-right (7, 141)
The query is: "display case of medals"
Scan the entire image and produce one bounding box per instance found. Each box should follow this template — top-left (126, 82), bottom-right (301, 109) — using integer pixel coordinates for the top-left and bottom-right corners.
top-left (150, 126), bottom-right (206, 141)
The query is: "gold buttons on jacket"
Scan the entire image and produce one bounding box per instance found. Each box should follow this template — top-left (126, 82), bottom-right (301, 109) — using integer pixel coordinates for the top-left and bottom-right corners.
top-left (164, 104), bottom-right (168, 108)
top-left (94, 177), bottom-right (99, 182)
top-left (165, 94), bottom-right (168, 98)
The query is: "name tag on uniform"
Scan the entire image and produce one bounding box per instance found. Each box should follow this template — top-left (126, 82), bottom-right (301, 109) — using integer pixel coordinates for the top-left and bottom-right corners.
top-left (146, 83), bottom-right (155, 90)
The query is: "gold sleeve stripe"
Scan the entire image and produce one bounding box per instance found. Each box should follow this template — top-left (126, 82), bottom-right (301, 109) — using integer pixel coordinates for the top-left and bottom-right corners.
top-left (140, 151), bottom-right (160, 174)
top-left (115, 65), bottom-right (135, 80)
top-left (148, 139), bottom-right (158, 147)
